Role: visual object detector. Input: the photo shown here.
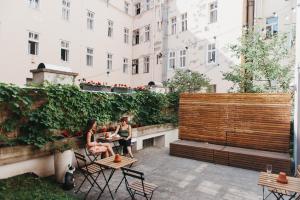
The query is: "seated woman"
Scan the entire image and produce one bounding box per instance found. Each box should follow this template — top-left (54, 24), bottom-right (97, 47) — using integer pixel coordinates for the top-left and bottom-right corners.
top-left (86, 119), bottom-right (115, 158)
top-left (112, 117), bottom-right (134, 158)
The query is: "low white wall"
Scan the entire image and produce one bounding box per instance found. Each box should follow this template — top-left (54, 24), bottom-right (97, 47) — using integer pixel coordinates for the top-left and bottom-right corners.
top-left (0, 126), bottom-right (178, 179)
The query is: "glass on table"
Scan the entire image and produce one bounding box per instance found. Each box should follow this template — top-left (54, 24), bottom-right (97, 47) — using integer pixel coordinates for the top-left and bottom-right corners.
top-left (266, 164), bottom-right (272, 182)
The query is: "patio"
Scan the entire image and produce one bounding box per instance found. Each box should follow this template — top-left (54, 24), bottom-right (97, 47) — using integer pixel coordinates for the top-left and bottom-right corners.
top-left (73, 147), bottom-right (263, 200)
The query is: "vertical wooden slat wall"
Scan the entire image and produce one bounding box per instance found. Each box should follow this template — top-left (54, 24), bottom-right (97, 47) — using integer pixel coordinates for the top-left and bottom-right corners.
top-left (179, 93), bottom-right (291, 153)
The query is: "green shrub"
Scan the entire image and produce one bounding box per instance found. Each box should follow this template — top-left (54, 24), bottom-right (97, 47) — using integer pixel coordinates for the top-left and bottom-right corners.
top-left (0, 83), bottom-right (179, 148)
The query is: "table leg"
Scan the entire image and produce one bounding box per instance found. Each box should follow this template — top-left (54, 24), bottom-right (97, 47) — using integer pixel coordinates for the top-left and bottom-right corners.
top-left (97, 168), bottom-right (115, 200)
top-left (263, 186), bottom-right (265, 200)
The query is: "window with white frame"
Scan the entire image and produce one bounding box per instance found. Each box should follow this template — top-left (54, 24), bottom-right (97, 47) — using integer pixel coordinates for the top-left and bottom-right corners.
top-left (61, 40), bottom-right (70, 62)
top-left (144, 56), bottom-right (150, 73)
top-left (132, 59), bottom-right (139, 74)
top-left (86, 48), bottom-right (93, 66)
top-left (124, 1), bottom-right (129, 14)
top-left (124, 28), bottom-right (129, 44)
top-left (266, 16), bottom-right (278, 38)
top-left (28, 31), bottom-right (39, 55)
top-left (146, 0), bottom-right (151, 11)
top-left (108, 20), bottom-right (113, 37)
top-left (181, 13), bottom-right (187, 32)
top-left (123, 58), bottom-right (128, 73)
top-left (209, 1), bottom-right (218, 24)
top-left (169, 51), bottom-right (176, 69)
top-left (62, 0), bottom-right (70, 20)
top-left (87, 10), bottom-right (94, 30)
top-left (171, 17), bottom-right (177, 35)
top-left (133, 29), bottom-right (139, 45)
top-left (180, 50), bottom-right (186, 67)
top-left (28, 0), bottom-right (39, 9)
top-left (145, 25), bottom-right (150, 42)
top-left (135, 3), bottom-right (141, 15)
top-left (207, 43), bottom-right (216, 64)
top-left (107, 53), bottom-right (112, 70)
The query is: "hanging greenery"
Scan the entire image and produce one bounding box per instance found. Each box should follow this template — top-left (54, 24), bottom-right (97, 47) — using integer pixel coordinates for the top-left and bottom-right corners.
top-left (0, 83), bottom-right (178, 148)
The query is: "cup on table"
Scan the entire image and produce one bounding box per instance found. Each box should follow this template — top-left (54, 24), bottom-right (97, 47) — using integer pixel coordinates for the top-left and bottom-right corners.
top-left (266, 164), bottom-right (272, 182)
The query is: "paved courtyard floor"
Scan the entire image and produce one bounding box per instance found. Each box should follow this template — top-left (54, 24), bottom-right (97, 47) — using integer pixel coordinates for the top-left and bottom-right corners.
top-left (73, 147), bottom-right (267, 200)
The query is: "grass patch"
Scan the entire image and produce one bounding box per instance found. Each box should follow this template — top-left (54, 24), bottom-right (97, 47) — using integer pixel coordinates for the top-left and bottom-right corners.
top-left (0, 173), bottom-right (79, 200)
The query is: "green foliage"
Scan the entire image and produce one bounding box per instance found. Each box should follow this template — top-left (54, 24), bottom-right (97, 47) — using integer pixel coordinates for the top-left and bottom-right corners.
top-left (0, 83), bottom-right (179, 148)
top-left (0, 173), bottom-right (79, 200)
top-left (166, 69), bottom-right (210, 93)
top-left (223, 29), bottom-right (293, 93)
top-left (51, 139), bottom-right (78, 153)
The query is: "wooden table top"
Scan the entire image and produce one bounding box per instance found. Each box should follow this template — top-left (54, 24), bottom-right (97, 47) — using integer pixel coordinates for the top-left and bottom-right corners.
top-left (95, 156), bottom-right (137, 170)
top-left (258, 172), bottom-right (300, 193)
top-left (97, 136), bottom-right (122, 143)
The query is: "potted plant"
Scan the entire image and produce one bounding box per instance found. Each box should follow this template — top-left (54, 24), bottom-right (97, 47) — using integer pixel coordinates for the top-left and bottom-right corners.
top-left (51, 139), bottom-right (78, 183)
top-left (111, 84), bottom-right (132, 93)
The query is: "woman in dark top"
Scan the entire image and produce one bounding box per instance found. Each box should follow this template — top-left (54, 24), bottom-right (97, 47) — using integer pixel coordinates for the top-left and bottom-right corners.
top-left (112, 117), bottom-right (133, 158)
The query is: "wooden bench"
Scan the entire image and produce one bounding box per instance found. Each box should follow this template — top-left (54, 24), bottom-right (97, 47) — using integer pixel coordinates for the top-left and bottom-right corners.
top-left (170, 140), bottom-right (291, 174)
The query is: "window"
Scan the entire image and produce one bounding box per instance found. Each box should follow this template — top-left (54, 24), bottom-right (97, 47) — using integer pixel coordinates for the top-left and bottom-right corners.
top-left (28, 31), bottom-right (39, 55)
top-left (28, 0), bottom-right (39, 9)
top-left (86, 48), bottom-right (93, 66)
top-left (132, 59), bottom-right (139, 74)
top-left (180, 50), bottom-right (186, 67)
top-left (133, 29), bottom-right (139, 45)
top-left (146, 0), bottom-right (151, 11)
top-left (124, 28), bottom-right (129, 44)
top-left (107, 53), bottom-right (112, 70)
top-left (108, 20), bottom-right (113, 37)
top-left (135, 3), bottom-right (141, 15)
top-left (145, 25), bottom-right (150, 42)
top-left (169, 51), bottom-right (176, 69)
top-left (87, 10), bottom-right (94, 30)
top-left (181, 13), bottom-right (187, 32)
top-left (266, 17), bottom-right (278, 38)
top-left (144, 56), bottom-right (150, 73)
top-left (171, 17), bottom-right (177, 35)
top-left (62, 0), bottom-right (70, 21)
top-left (124, 1), bottom-right (129, 14)
top-left (123, 58), bottom-right (128, 73)
top-left (209, 1), bottom-right (218, 23)
top-left (61, 40), bottom-right (70, 62)
top-left (207, 43), bottom-right (216, 64)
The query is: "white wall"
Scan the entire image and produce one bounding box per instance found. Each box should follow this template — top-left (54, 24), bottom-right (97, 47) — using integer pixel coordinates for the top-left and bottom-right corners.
top-left (0, 0), bottom-right (133, 86)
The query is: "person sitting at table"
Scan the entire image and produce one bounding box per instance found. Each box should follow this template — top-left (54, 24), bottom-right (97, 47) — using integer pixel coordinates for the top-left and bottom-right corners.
top-left (85, 119), bottom-right (115, 158)
top-left (112, 117), bottom-right (134, 158)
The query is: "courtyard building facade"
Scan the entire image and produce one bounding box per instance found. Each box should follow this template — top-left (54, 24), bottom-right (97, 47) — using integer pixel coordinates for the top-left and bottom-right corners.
top-left (0, 0), bottom-right (296, 92)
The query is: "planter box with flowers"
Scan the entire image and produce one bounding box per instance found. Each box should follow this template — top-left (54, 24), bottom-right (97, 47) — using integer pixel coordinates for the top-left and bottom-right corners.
top-left (80, 81), bottom-right (111, 92)
top-left (111, 84), bottom-right (132, 93)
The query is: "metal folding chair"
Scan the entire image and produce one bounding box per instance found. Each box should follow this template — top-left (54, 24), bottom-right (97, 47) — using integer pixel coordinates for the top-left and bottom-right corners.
top-left (74, 152), bottom-right (103, 200)
top-left (84, 147), bottom-right (101, 162)
top-left (121, 167), bottom-right (158, 200)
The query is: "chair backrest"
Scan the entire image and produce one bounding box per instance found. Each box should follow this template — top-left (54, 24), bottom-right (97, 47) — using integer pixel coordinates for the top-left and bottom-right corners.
top-left (297, 165), bottom-right (300, 178)
top-left (121, 167), bottom-right (147, 193)
top-left (74, 152), bottom-right (87, 169)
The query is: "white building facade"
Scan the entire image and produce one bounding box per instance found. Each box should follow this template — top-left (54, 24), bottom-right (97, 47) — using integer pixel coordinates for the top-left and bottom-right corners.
top-left (0, 0), bottom-right (297, 92)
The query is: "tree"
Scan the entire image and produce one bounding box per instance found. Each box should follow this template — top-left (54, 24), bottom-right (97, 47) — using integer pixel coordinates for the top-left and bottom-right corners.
top-left (223, 29), bottom-right (293, 93)
top-left (166, 69), bottom-right (210, 93)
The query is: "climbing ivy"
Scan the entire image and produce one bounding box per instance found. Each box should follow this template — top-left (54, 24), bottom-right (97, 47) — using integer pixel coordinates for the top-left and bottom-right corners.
top-left (0, 83), bottom-right (178, 148)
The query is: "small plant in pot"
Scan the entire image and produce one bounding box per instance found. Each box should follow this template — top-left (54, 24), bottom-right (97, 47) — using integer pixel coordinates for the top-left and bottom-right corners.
top-left (51, 139), bottom-right (78, 184)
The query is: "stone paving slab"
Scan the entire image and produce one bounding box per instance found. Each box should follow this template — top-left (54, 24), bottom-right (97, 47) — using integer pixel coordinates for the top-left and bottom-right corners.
top-left (71, 147), bottom-right (278, 200)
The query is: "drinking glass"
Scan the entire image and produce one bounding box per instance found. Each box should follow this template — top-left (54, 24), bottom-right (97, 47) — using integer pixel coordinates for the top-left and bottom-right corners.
top-left (266, 164), bottom-right (272, 182)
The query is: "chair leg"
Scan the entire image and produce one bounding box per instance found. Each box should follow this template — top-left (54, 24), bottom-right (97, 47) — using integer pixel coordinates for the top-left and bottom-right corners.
top-left (149, 192), bottom-right (154, 200)
top-left (75, 173), bottom-right (88, 193)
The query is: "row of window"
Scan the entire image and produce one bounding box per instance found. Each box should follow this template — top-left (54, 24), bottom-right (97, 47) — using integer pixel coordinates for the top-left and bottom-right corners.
top-left (28, 31), bottom-right (151, 74)
top-left (168, 44), bottom-right (216, 69)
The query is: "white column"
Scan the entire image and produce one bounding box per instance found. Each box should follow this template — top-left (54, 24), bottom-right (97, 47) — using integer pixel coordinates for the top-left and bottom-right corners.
top-left (295, 0), bottom-right (300, 169)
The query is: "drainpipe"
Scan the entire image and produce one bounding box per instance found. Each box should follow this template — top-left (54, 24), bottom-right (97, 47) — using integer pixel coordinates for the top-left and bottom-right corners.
top-left (247, 0), bottom-right (255, 28)
top-left (294, 0), bottom-right (300, 172)
top-left (161, 0), bottom-right (169, 82)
